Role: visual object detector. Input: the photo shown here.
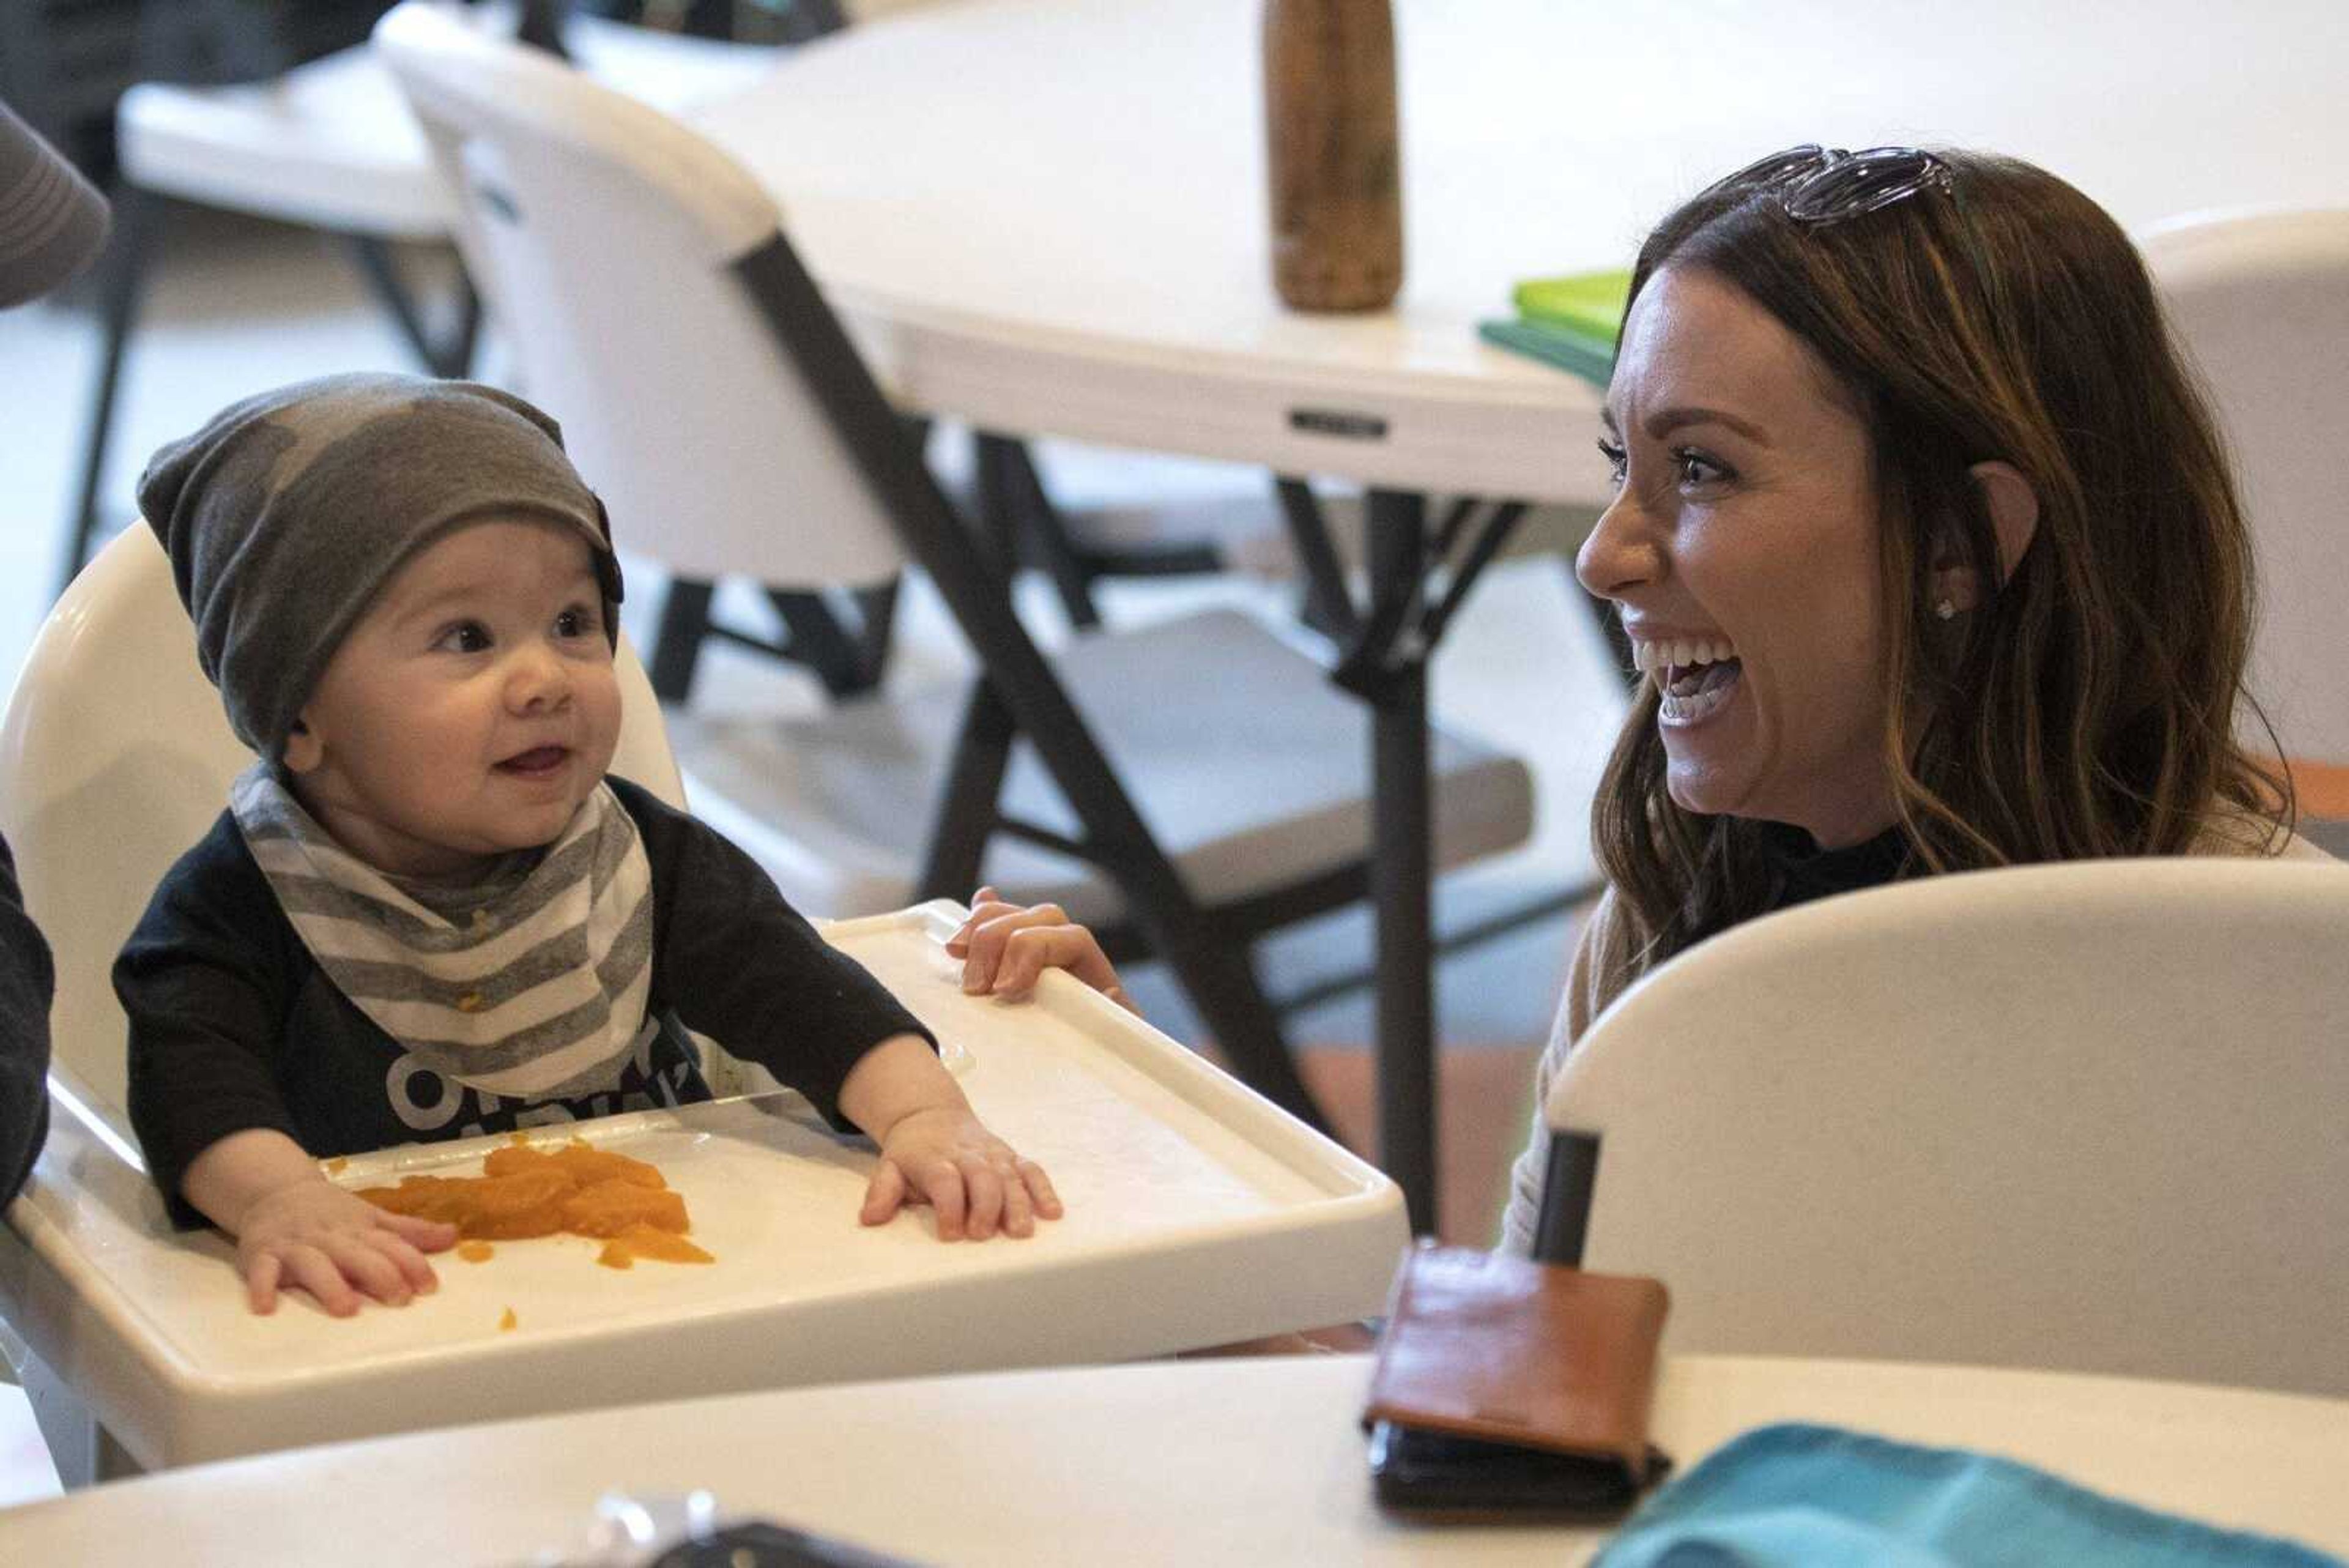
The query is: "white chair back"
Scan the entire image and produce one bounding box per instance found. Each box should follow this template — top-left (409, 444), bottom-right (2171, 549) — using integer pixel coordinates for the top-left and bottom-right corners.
top-left (374, 1), bottom-right (907, 589)
top-left (0, 526), bottom-right (683, 1146)
top-left (2140, 207), bottom-right (2349, 767)
top-left (1546, 858), bottom-right (2349, 1395)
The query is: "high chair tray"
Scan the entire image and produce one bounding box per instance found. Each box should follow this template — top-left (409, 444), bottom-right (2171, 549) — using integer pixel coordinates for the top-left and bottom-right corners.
top-left (0, 901), bottom-right (1406, 1470)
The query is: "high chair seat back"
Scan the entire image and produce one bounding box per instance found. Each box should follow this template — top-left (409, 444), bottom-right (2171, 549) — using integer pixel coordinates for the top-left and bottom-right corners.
top-left (0, 525), bottom-right (684, 1146)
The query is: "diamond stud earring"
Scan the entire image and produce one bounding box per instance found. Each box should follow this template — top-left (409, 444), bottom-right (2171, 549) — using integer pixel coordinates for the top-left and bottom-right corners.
top-left (1934, 598), bottom-right (1958, 620)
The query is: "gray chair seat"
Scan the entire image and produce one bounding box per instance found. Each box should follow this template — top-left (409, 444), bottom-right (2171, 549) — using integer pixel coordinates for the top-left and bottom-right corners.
top-left (671, 606), bottom-right (1533, 926)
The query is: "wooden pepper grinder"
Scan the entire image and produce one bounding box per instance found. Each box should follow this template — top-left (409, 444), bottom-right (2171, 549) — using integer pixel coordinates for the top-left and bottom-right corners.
top-left (1263, 0), bottom-right (1404, 312)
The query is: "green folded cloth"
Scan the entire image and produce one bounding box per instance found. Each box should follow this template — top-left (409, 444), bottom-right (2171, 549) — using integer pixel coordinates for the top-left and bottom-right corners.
top-left (1513, 269), bottom-right (1633, 344)
top-left (1479, 317), bottom-right (1614, 388)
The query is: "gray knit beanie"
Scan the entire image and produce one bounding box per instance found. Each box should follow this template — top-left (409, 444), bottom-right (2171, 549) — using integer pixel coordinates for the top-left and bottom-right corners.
top-left (139, 373), bottom-right (625, 758)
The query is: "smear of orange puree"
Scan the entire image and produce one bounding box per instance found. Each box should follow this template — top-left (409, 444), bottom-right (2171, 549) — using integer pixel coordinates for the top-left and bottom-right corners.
top-left (499, 1307), bottom-right (517, 1331)
top-left (456, 1240), bottom-right (495, 1263)
top-left (597, 1224), bottom-right (714, 1269)
top-left (352, 1138), bottom-right (712, 1265)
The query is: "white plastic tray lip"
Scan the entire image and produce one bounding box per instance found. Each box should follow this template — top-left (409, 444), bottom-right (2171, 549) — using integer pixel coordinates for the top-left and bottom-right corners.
top-left (820, 899), bottom-right (1396, 1200)
top-left (6, 900), bottom-right (1403, 1403)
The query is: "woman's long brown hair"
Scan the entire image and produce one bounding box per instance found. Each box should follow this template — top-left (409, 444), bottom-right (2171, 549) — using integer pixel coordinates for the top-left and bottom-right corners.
top-left (1595, 150), bottom-right (2290, 972)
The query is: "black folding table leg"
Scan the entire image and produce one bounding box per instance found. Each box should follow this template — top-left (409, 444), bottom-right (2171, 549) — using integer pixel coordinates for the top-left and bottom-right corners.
top-left (1274, 475), bottom-right (1360, 641)
top-left (1366, 487), bottom-right (1437, 1234)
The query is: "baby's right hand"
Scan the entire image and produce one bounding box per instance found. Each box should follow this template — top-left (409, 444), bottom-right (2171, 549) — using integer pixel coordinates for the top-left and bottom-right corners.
top-left (947, 886), bottom-right (1138, 1015)
top-left (232, 1178), bottom-right (456, 1317)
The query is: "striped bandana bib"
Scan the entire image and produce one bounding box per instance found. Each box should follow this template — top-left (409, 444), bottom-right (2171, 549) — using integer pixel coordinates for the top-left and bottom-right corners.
top-left (229, 763), bottom-right (658, 1102)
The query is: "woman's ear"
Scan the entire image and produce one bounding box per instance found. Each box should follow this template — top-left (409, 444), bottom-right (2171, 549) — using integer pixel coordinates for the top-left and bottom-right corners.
top-left (281, 717), bottom-right (322, 775)
top-left (1929, 461), bottom-right (2043, 618)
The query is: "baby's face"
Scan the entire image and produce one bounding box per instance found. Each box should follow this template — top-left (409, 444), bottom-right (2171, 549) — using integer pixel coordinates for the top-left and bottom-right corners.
top-left (283, 515), bottom-right (623, 880)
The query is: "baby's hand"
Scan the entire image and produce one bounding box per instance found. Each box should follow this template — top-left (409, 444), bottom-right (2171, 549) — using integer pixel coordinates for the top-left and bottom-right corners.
top-left (860, 1105), bottom-right (1063, 1241)
top-left (946, 886), bottom-right (1138, 1014)
top-left (233, 1177), bottom-right (456, 1317)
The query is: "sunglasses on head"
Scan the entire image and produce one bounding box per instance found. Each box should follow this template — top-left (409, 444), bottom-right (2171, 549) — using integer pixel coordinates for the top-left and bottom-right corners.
top-left (1701, 144), bottom-right (1958, 225)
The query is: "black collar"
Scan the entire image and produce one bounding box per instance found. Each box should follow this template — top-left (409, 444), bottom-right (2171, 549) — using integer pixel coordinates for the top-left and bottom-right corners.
top-left (1756, 820), bottom-right (1912, 912)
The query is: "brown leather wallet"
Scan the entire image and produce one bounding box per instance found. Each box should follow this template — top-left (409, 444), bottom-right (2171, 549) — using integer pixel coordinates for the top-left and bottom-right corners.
top-left (1360, 1242), bottom-right (1671, 1512)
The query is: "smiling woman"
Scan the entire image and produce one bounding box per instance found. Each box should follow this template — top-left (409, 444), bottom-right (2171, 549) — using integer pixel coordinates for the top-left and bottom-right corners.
top-left (1499, 145), bottom-right (2336, 1252)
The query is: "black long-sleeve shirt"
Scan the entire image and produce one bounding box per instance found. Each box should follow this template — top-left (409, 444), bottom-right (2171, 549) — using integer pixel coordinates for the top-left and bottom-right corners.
top-left (117, 776), bottom-right (929, 1227)
top-left (0, 833), bottom-right (54, 1202)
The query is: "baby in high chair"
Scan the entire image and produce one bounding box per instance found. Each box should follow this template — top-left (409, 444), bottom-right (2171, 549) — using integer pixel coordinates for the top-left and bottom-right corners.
top-left (116, 373), bottom-right (1061, 1317)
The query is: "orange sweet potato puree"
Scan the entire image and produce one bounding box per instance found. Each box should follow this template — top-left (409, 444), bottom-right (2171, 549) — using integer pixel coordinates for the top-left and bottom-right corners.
top-left (596, 1225), bottom-right (714, 1269)
top-left (353, 1137), bottom-right (714, 1267)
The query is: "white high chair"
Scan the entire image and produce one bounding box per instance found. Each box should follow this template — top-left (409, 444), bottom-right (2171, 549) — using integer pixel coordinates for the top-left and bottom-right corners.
top-left (1532, 858), bottom-right (2349, 1397)
top-left (0, 526), bottom-right (684, 1148)
top-left (0, 527), bottom-right (1404, 1482)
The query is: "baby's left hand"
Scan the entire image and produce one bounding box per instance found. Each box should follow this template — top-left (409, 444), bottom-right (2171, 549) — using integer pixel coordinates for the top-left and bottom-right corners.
top-left (860, 1105), bottom-right (1063, 1241)
top-left (947, 886), bottom-right (1137, 1014)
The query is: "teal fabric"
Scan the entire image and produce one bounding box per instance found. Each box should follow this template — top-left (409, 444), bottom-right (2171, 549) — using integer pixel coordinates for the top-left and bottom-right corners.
top-left (1597, 1424), bottom-right (2342, 1568)
top-left (1477, 318), bottom-right (1614, 388)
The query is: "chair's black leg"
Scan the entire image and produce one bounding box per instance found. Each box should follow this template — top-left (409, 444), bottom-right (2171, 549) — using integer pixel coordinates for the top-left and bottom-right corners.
top-left (779, 0), bottom-right (852, 43)
top-left (851, 578), bottom-right (900, 678)
top-left (734, 232), bottom-right (1334, 1135)
top-left (349, 236), bottom-right (480, 380)
top-left (346, 236), bottom-right (449, 374)
top-left (765, 588), bottom-right (882, 698)
top-left (648, 576), bottom-right (717, 704)
top-left (916, 685), bottom-right (1331, 1132)
top-left (656, 576), bottom-right (898, 704)
top-left (999, 435), bottom-right (1102, 631)
top-left (974, 431), bottom-right (1104, 630)
top-left (916, 678), bottom-right (1017, 902)
top-left (59, 187), bottom-right (162, 601)
top-left (445, 274), bottom-right (484, 379)
top-left (1148, 918), bottom-right (1328, 1134)
top-left (971, 429), bottom-right (1023, 563)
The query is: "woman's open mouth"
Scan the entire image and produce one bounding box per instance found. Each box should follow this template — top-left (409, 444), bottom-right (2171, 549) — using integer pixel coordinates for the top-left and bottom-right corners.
top-left (1635, 637), bottom-right (1743, 726)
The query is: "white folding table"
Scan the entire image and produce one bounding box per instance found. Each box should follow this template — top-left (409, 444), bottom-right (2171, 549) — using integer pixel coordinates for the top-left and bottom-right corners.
top-left (8, 1352), bottom-right (2347, 1565)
